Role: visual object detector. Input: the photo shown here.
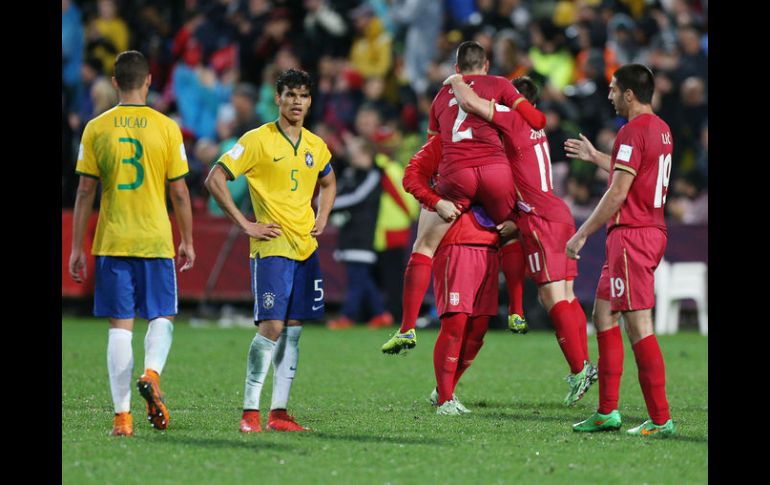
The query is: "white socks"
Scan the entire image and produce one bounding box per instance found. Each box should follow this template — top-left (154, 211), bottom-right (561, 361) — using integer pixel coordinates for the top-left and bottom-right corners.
top-left (144, 318), bottom-right (174, 374)
top-left (243, 334), bottom-right (276, 410)
top-left (107, 328), bottom-right (134, 414)
top-left (271, 326), bottom-right (302, 410)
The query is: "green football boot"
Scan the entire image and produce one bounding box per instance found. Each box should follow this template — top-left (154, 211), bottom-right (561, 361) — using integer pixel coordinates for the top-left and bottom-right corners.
top-left (563, 360), bottom-right (597, 406)
top-left (507, 313), bottom-right (529, 334)
top-left (429, 388), bottom-right (470, 414)
top-left (573, 410), bottom-right (622, 432)
top-left (381, 328), bottom-right (417, 354)
top-left (627, 419), bottom-right (676, 438)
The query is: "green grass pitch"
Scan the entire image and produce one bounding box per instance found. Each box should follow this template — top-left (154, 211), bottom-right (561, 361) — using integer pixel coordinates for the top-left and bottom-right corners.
top-left (62, 318), bottom-right (707, 484)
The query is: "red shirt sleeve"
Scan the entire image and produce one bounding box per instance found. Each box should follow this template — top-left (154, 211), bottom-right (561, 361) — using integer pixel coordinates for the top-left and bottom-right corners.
top-left (514, 100), bottom-right (546, 130)
top-left (613, 125), bottom-right (645, 176)
top-left (428, 93), bottom-right (440, 134)
top-left (403, 136), bottom-right (442, 209)
top-left (496, 78), bottom-right (523, 107)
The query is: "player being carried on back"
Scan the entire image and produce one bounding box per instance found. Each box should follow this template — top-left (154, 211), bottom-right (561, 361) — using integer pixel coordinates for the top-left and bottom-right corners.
top-left (442, 74), bottom-right (597, 406)
top-left (381, 41), bottom-right (546, 355)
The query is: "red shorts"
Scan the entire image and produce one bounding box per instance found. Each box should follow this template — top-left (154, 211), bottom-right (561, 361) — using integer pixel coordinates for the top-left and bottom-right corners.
top-left (433, 244), bottom-right (499, 317)
top-left (516, 213), bottom-right (577, 285)
top-left (596, 227), bottom-right (667, 311)
top-left (434, 163), bottom-right (516, 224)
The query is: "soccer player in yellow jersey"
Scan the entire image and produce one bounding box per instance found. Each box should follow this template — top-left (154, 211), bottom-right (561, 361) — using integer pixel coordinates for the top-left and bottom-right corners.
top-left (205, 69), bottom-right (337, 432)
top-left (68, 51), bottom-right (195, 437)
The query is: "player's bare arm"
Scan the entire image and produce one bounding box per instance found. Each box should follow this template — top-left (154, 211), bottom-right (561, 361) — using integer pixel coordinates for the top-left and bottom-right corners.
top-left (566, 170), bottom-right (635, 259)
top-left (204, 164), bottom-right (282, 240)
top-left (168, 178), bottom-right (196, 272)
top-left (564, 134), bottom-right (612, 173)
top-left (69, 175), bottom-right (99, 283)
top-left (312, 168), bottom-right (336, 237)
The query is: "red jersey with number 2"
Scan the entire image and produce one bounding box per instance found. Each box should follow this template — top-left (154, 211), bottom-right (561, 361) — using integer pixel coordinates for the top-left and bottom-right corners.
top-left (608, 113), bottom-right (673, 233)
top-left (490, 104), bottom-right (574, 225)
top-left (429, 75), bottom-right (523, 176)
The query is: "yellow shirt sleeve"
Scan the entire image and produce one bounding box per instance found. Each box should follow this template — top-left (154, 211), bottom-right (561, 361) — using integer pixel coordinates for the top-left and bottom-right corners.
top-left (166, 122), bottom-right (189, 181)
top-left (217, 133), bottom-right (261, 180)
top-left (75, 122), bottom-right (100, 178)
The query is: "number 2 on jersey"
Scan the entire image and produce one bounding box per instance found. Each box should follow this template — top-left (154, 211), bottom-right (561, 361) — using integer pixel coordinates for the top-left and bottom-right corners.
top-left (449, 98), bottom-right (472, 142)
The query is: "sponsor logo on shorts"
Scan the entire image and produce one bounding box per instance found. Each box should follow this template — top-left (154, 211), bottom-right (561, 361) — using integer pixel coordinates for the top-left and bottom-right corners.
top-left (263, 292), bottom-right (275, 310)
top-left (312, 304), bottom-right (324, 311)
top-left (450, 292), bottom-right (460, 306)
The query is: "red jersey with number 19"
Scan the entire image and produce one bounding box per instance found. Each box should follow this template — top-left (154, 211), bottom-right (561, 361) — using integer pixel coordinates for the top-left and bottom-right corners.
top-left (429, 75), bottom-right (523, 176)
top-left (490, 104), bottom-right (574, 225)
top-left (608, 113), bottom-right (673, 233)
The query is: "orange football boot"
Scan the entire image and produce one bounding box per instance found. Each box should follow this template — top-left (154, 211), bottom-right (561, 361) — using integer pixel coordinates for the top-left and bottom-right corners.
top-left (136, 369), bottom-right (170, 430)
top-left (266, 410), bottom-right (312, 432)
top-left (111, 412), bottom-right (133, 437)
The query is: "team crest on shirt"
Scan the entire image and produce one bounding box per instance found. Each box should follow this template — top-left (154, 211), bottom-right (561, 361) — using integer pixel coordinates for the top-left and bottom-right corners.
top-left (305, 150), bottom-right (314, 168)
top-left (450, 292), bottom-right (460, 306)
top-left (263, 292), bottom-right (275, 310)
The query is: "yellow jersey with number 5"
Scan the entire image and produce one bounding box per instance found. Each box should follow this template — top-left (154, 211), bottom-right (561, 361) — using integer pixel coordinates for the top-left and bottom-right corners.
top-left (216, 121), bottom-right (332, 261)
top-left (75, 104), bottom-right (189, 258)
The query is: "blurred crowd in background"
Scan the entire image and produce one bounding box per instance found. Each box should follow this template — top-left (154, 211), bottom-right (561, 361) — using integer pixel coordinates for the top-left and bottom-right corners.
top-left (62, 0), bottom-right (708, 322)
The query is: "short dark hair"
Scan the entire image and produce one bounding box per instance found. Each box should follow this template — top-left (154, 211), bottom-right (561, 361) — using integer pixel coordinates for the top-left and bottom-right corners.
top-left (613, 64), bottom-right (655, 104)
top-left (276, 68), bottom-right (313, 95)
top-left (114, 50), bottom-right (149, 91)
top-left (456, 41), bottom-right (487, 72)
top-left (512, 76), bottom-right (539, 104)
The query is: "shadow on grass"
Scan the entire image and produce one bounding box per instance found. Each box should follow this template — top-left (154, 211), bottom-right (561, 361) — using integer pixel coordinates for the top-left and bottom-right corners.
top-left (312, 431), bottom-right (448, 447)
top-left (133, 434), bottom-right (295, 452)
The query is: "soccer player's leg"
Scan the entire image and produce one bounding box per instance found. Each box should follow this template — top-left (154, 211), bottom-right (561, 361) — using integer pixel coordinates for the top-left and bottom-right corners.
top-left (240, 255), bottom-right (292, 432)
top-left (94, 256), bottom-right (137, 436)
top-left (573, 266), bottom-right (625, 432)
top-left (383, 209), bottom-right (450, 353)
top-left (616, 228), bottom-right (674, 437)
top-left (265, 253), bottom-right (325, 432)
top-left (499, 240), bottom-right (528, 333)
top-left (433, 313), bottom-right (468, 415)
top-left (565, 279), bottom-right (591, 366)
top-left (136, 258), bottom-right (177, 431)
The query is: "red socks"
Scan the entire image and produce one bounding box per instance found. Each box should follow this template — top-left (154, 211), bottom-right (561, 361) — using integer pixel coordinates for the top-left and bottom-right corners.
top-left (499, 242), bottom-right (525, 316)
top-left (570, 298), bottom-right (590, 363)
top-left (633, 335), bottom-right (671, 424)
top-left (453, 316), bottom-right (490, 387)
top-left (549, 300), bottom-right (585, 373)
top-left (433, 313), bottom-right (468, 404)
top-left (596, 326), bottom-right (624, 415)
top-left (400, 253), bottom-right (432, 333)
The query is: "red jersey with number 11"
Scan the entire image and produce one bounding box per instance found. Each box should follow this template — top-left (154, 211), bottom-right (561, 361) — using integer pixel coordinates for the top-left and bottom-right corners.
top-left (429, 75), bottom-right (523, 176)
top-left (608, 113), bottom-right (673, 233)
top-left (490, 104), bottom-right (574, 225)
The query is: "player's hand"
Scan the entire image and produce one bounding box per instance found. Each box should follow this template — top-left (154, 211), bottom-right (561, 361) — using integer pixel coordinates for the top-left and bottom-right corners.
top-left (69, 250), bottom-right (87, 283)
top-left (311, 215), bottom-right (328, 237)
top-left (443, 74), bottom-right (463, 86)
top-left (435, 199), bottom-right (461, 222)
top-left (564, 133), bottom-right (598, 163)
top-left (244, 221), bottom-right (282, 240)
top-left (177, 242), bottom-right (195, 272)
top-left (566, 233), bottom-right (587, 260)
top-left (496, 220), bottom-right (518, 238)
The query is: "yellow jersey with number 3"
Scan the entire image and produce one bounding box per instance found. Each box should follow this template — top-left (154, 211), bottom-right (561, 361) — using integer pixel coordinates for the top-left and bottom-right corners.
top-left (216, 121), bottom-right (332, 261)
top-left (75, 104), bottom-right (189, 258)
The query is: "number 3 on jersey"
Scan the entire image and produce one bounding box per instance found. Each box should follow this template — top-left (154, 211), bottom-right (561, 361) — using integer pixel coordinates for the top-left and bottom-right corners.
top-left (118, 137), bottom-right (144, 190)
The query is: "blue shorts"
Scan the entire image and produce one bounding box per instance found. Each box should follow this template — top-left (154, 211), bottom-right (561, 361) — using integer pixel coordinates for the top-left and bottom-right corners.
top-left (250, 251), bottom-right (324, 322)
top-left (94, 256), bottom-right (177, 320)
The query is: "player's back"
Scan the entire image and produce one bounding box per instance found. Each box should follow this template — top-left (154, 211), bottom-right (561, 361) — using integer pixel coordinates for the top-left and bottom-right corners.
top-left (609, 113), bottom-right (672, 232)
top-left (490, 105), bottom-right (574, 224)
top-left (77, 105), bottom-right (188, 258)
top-left (430, 75), bottom-right (522, 175)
